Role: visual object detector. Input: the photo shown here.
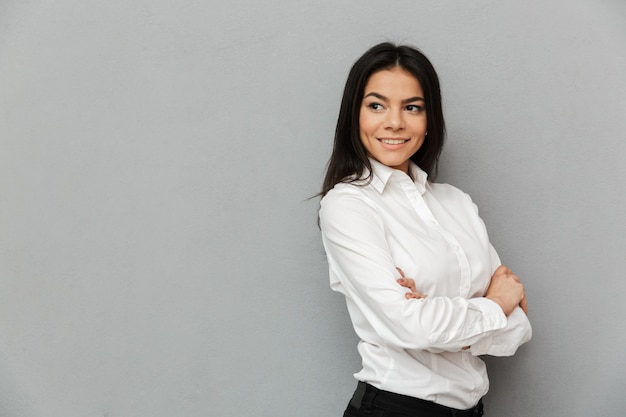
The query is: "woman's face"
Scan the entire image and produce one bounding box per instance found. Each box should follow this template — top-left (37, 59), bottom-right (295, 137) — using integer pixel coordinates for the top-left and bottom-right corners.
top-left (359, 67), bottom-right (427, 173)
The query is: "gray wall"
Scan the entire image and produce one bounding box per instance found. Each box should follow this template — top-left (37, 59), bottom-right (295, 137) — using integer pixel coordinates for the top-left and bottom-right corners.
top-left (1, 1), bottom-right (625, 416)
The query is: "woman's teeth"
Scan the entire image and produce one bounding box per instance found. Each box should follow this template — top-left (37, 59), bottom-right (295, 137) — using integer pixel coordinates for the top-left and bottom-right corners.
top-left (380, 139), bottom-right (407, 145)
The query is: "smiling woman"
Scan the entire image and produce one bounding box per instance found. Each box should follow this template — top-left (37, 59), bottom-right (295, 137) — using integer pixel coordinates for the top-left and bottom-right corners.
top-left (320, 43), bottom-right (446, 195)
top-left (318, 43), bottom-right (531, 417)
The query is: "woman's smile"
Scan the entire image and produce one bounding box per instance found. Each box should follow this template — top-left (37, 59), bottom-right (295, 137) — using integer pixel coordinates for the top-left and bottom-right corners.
top-left (379, 137), bottom-right (410, 146)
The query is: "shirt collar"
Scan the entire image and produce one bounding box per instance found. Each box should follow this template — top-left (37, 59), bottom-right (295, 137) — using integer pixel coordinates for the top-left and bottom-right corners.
top-left (367, 158), bottom-right (429, 194)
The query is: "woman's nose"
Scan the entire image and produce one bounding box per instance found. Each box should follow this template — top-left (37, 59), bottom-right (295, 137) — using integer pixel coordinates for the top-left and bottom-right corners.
top-left (384, 109), bottom-right (404, 130)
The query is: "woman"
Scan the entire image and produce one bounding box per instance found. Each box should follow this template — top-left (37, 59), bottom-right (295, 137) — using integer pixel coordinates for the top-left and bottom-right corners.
top-left (319, 43), bottom-right (532, 417)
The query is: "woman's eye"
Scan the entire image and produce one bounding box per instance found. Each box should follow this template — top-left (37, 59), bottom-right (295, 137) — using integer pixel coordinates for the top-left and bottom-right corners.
top-left (368, 103), bottom-right (384, 111)
top-left (406, 105), bottom-right (424, 113)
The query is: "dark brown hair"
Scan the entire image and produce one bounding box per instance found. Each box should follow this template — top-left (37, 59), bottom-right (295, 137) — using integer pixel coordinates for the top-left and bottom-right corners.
top-left (320, 42), bottom-right (445, 197)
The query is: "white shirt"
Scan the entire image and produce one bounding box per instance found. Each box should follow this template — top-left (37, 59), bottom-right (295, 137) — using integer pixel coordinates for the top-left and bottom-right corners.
top-left (319, 159), bottom-right (532, 410)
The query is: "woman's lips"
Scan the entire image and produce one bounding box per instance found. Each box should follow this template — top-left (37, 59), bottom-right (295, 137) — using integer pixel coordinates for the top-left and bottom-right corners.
top-left (378, 138), bottom-right (409, 149)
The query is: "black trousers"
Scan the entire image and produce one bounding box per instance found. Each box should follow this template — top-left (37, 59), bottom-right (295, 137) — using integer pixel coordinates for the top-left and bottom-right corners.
top-left (343, 381), bottom-right (484, 417)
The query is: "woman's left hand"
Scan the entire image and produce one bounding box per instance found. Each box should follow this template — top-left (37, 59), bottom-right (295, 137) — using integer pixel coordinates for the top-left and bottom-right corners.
top-left (396, 267), bottom-right (427, 299)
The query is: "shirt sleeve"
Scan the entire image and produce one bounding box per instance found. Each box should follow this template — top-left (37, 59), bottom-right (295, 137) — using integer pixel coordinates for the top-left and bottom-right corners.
top-left (320, 189), bottom-right (509, 352)
top-left (469, 244), bottom-right (533, 356)
top-left (469, 306), bottom-right (532, 356)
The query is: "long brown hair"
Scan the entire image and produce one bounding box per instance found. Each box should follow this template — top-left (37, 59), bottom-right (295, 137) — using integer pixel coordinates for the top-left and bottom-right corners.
top-left (320, 43), bottom-right (446, 197)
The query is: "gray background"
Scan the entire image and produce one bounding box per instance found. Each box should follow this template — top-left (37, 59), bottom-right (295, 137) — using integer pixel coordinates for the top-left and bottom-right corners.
top-left (1, 0), bottom-right (625, 416)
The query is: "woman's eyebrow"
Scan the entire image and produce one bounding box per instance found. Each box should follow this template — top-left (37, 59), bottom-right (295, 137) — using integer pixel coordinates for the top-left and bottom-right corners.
top-left (363, 92), bottom-right (425, 104)
top-left (402, 96), bottom-right (425, 104)
top-left (363, 92), bottom-right (388, 101)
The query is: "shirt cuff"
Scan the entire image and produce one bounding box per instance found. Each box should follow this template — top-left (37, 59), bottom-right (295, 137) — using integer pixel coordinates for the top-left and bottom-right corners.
top-left (469, 297), bottom-right (508, 330)
top-left (468, 298), bottom-right (511, 356)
